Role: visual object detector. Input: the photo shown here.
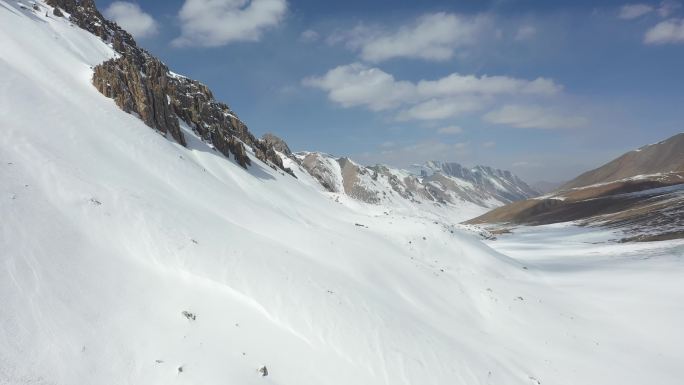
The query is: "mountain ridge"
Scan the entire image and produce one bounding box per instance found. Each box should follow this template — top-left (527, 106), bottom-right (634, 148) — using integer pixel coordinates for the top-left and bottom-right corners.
top-left (467, 132), bottom-right (684, 241)
top-left (288, 151), bottom-right (539, 210)
top-left (560, 132), bottom-right (684, 190)
top-left (45, 0), bottom-right (294, 174)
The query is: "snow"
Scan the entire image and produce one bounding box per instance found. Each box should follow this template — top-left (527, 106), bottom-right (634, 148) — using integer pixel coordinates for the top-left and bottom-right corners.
top-left (1, 2), bottom-right (684, 385)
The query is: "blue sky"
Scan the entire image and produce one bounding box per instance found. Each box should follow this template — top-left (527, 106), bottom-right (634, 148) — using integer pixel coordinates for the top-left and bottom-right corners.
top-left (97, 0), bottom-right (684, 183)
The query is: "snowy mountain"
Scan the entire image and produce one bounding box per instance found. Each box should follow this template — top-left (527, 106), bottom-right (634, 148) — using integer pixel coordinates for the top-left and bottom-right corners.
top-left (1, 2), bottom-right (683, 385)
top-left (289, 151), bottom-right (538, 211)
top-left (468, 133), bottom-right (684, 241)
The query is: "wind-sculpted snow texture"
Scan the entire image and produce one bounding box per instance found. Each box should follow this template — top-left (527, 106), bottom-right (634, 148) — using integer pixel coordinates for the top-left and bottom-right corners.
top-left (1, 2), bottom-right (683, 385)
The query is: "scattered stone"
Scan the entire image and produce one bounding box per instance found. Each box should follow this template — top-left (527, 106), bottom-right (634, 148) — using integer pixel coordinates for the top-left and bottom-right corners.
top-left (155, 359), bottom-right (164, 364)
top-left (52, 7), bottom-right (63, 17)
top-left (181, 311), bottom-right (196, 321)
top-left (190, 239), bottom-right (198, 244)
top-left (177, 365), bottom-right (183, 374)
top-left (516, 296), bottom-right (524, 301)
top-left (89, 198), bottom-right (102, 206)
top-left (258, 365), bottom-right (268, 377)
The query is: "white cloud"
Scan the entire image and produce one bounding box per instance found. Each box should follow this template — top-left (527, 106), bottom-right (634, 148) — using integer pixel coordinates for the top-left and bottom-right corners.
top-left (302, 63), bottom-right (414, 111)
top-left (482, 141), bottom-right (496, 148)
top-left (396, 98), bottom-right (486, 121)
top-left (331, 12), bottom-right (489, 63)
top-left (644, 17), bottom-right (684, 43)
top-left (657, 0), bottom-right (682, 17)
top-left (172, 0), bottom-right (287, 47)
top-left (618, 3), bottom-right (654, 19)
top-left (437, 125), bottom-right (464, 135)
top-left (483, 105), bottom-right (587, 129)
top-left (104, 2), bottom-right (158, 39)
top-left (300, 29), bottom-right (319, 42)
top-left (515, 25), bottom-right (537, 41)
top-left (303, 63), bottom-right (563, 120)
top-left (416, 73), bottom-right (562, 97)
top-left (618, 1), bottom-right (682, 19)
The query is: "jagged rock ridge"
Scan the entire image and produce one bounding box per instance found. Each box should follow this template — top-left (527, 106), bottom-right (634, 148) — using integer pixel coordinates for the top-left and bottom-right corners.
top-left (291, 152), bottom-right (539, 207)
top-left (46, 0), bottom-right (293, 174)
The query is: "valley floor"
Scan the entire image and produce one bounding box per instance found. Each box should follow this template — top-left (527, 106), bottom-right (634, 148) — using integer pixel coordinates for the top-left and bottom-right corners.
top-left (484, 223), bottom-right (684, 384)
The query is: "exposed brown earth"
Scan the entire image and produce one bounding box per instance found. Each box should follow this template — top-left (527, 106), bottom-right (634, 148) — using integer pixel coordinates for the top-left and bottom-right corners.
top-left (561, 133), bottom-right (684, 189)
top-left (467, 132), bottom-right (684, 241)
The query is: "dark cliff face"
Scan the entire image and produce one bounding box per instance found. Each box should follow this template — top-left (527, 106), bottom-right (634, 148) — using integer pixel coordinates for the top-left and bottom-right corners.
top-left (46, 0), bottom-right (293, 174)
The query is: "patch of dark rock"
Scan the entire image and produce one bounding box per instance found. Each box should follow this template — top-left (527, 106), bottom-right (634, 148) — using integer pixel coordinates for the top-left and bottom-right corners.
top-left (620, 231), bottom-right (684, 242)
top-left (177, 365), bottom-right (183, 374)
top-left (258, 365), bottom-right (268, 377)
top-left (52, 7), bottom-right (63, 17)
top-left (181, 311), bottom-right (196, 321)
top-left (89, 198), bottom-right (102, 206)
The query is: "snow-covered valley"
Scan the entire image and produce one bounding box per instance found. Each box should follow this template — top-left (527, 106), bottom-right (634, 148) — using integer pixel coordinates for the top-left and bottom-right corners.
top-left (1, 2), bottom-right (683, 385)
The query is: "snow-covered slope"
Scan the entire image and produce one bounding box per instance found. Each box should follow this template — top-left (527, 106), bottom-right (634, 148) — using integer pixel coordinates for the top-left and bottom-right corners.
top-left (1, 2), bottom-right (683, 385)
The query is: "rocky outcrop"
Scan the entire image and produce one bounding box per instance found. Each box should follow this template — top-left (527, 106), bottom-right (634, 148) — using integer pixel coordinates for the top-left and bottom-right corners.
top-left (93, 56), bottom-right (185, 146)
top-left (47, 0), bottom-right (293, 174)
top-left (262, 133), bottom-right (292, 156)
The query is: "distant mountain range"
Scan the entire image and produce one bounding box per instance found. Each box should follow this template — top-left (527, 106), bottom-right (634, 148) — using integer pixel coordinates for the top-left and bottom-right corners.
top-left (468, 133), bottom-right (684, 241)
top-left (281, 151), bottom-right (539, 211)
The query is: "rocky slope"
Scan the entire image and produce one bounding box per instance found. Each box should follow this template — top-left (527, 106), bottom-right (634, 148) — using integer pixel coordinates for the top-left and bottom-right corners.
top-left (468, 132), bottom-right (684, 241)
top-left (45, 0), bottom-right (292, 174)
top-left (289, 151), bottom-right (539, 208)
